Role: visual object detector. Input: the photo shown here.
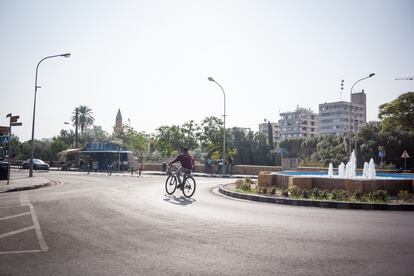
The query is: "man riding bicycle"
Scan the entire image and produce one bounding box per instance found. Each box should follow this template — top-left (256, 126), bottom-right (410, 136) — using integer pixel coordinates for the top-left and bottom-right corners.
top-left (168, 147), bottom-right (194, 189)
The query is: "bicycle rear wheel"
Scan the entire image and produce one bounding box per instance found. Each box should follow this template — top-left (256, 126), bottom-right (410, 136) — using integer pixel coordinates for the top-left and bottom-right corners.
top-left (182, 176), bottom-right (196, 198)
top-left (165, 175), bottom-right (177, 195)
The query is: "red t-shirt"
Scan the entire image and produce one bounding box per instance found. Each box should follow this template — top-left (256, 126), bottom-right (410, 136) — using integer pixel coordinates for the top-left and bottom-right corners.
top-left (170, 153), bottom-right (193, 169)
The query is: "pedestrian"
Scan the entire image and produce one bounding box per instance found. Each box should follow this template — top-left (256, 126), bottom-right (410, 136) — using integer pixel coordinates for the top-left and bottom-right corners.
top-left (216, 157), bottom-right (223, 174)
top-left (107, 161), bottom-right (113, 176)
top-left (79, 159), bottom-right (84, 172)
top-left (205, 157), bottom-right (213, 174)
top-left (227, 157), bottom-right (233, 175)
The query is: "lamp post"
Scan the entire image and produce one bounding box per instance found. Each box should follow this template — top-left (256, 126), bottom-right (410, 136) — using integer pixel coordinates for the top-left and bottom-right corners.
top-left (348, 73), bottom-right (375, 157)
top-left (64, 118), bottom-right (78, 148)
top-left (30, 53), bottom-right (71, 177)
top-left (208, 77), bottom-right (226, 175)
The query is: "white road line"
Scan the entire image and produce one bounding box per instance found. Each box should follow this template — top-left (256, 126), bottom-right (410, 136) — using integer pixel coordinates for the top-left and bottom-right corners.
top-left (0, 212), bottom-right (31, 221)
top-left (20, 192), bottom-right (29, 206)
top-left (0, 249), bottom-right (43, 255)
top-left (28, 203), bottom-right (49, 252)
top-left (0, 226), bottom-right (35, 239)
top-left (0, 205), bottom-right (23, 208)
top-left (1, 192), bottom-right (49, 253)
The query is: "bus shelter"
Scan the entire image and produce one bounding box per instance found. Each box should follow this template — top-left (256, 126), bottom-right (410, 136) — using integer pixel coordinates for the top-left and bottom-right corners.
top-left (79, 142), bottom-right (134, 171)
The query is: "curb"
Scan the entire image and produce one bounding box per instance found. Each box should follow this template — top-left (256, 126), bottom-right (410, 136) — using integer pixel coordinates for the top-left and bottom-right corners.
top-left (86, 171), bottom-right (257, 179)
top-left (219, 184), bottom-right (414, 211)
top-left (0, 180), bottom-right (59, 193)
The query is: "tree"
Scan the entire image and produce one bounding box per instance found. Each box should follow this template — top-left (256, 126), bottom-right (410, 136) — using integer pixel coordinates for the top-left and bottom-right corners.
top-left (181, 120), bottom-right (199, 149)
top-left (58, 129), bottom-right (75, 147)
top-left (72, 105), bottom-right (95, 133)
top-left (81, 126), bottom-right (110, 145)
top-left (378, 92), bottom-right (414, 131)
top-left (154, 125), bottom-right (186, 156)
top-left (230, 128), bottom-right (273, 165)
top-left (50, 138), bottom-right (69, 161)
top-left (198, 116), bottom-right (225, 158)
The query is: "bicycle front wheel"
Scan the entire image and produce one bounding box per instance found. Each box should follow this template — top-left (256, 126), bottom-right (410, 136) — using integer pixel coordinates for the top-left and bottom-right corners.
top-left (182, 176), bottom-right (196, 198)
top-left (165, 175), bottom-right (177, 195)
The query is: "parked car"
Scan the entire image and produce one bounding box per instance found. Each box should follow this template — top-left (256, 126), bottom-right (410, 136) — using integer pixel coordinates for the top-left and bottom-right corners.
top-left (21, 159), bottom-right (50, 170)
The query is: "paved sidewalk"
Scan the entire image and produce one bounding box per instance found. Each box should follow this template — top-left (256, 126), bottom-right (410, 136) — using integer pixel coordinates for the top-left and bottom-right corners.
top-left (0, 171), bottom-right (51, 193)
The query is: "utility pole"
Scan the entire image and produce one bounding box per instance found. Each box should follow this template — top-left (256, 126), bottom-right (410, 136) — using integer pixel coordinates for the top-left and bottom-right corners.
top-left (6, 113), bottom-right (22, 184)
top-left (75, 107), bottom-right (79, 148)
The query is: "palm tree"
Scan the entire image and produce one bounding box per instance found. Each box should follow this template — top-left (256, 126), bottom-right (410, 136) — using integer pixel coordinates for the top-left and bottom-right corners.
top-left (72, 105), bottom-right (95, 133)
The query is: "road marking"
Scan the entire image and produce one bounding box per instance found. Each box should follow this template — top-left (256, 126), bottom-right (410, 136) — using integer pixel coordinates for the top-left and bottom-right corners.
top-left (0, 192), bottom-right (49, 254)
top-left (0, 249), bottom-right (43, 255)
top-left (0, 226), bottom-right (35, 239)
top-left (0, 211), bottom-right (31, 221)
top-left (0, 205), bottom-right (23, 208)
top-left (20, 192), bottom-right (30, 206)
top-left (29, 203), bottom-right (48, 251)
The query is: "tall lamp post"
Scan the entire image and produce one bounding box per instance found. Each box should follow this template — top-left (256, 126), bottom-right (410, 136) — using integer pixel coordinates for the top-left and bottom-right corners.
top-left (30, 53), bottom-right (71, 177)
top-left (208, 77), bottom-right (226, 175)
top-left (348, 73), bottom-right (375, 157)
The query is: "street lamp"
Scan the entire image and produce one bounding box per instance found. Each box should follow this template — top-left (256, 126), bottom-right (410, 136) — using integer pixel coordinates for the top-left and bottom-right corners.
top-left (208, 77), bottom-right (226, 176)
top-left (348, 73), bottom-right (375, 157)
top-left (29, 53), bottom-right (71, 177)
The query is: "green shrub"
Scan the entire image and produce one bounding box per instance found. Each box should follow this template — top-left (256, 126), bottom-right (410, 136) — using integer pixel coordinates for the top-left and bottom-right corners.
top-left (363, 190), bottom-right (389, 203)
top-left (310, 188), bottom-right (329, 200)
top-left (352, 190), bottom-right (364, 202)
top-left (281, 189), bottom-right (289, 197)
top-left (398, 190), bottom-right (412, 201)
top-left (235, 179), bottom-right (252, 192)
top-left (245, 177), bottom-right (253, 184)
top-left (330, 189), bottom-right (350, 201)
top-left (301, 189), bottom-right (311, 199)
top-left (288, 186), bottom-right (302, 198)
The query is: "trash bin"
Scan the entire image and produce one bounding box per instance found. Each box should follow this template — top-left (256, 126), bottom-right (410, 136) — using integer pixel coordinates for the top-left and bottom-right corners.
top-left (0, 162), bottom-right (8, 180)
top-left (162, 162), bottom-right (167, 172)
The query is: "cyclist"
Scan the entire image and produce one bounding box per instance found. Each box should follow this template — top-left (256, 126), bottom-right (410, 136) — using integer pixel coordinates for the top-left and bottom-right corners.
top-left (168, 147), bottom-right (194, 189)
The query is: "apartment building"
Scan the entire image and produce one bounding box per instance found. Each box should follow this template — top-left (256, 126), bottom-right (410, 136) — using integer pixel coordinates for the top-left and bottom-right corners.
top-left (319, 91), bottom-right (366, 135)
top-left (279, 107), bottom-right (319, 139)
top-left (258, 120), bottom-right (281, 143)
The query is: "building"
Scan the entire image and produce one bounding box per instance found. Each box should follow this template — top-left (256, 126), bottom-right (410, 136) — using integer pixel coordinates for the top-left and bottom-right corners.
top-left (319, 91), bottom-right (366, 135)
top-left (258, 120), bottom-right (281, 144)
top-left (114, 108), bottom-right (123, 135)
top-left (58, 142), bottom-right (136, 171)
top-left (279, 107), bottom-right (319, 140)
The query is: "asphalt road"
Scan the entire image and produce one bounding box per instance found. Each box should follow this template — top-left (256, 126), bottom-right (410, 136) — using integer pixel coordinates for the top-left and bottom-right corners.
top-left (1, 172), bottom-right (413, 275)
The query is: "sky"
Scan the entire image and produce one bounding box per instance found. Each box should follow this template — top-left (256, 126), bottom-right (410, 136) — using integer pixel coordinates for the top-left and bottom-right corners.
top-left (1, 0), bottom-right (413, 142)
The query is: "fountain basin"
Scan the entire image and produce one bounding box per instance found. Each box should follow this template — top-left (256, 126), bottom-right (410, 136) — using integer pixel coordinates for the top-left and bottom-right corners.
top-left (258, 171), bottom-right (414, 195)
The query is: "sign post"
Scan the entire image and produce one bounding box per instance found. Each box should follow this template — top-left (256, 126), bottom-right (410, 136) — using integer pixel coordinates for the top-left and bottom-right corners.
top-left (5, 113), bottom-right (22, 184)
top-left (401, 150), bottom-right (410, 171)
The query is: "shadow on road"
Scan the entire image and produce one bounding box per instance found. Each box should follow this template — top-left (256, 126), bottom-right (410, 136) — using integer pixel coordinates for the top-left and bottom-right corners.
top-left (163, 194), bottom-right (196, 206)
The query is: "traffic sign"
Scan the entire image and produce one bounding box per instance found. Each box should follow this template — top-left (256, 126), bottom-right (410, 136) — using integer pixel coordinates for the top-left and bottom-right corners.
top-left (11, 115), bottom-right (19, 123)
top-left (0, 126), bottom-right (9, 135)
top-left (401, 150), bottom-right (410, 159)
top-left (1, 136), bottom-right (9, 144)
top-left (11, 122), bottom-right (22, 126)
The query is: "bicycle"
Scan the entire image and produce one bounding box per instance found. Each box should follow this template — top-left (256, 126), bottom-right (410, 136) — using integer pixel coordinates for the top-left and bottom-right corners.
top-left (165, 165), bottom-right (196, 198)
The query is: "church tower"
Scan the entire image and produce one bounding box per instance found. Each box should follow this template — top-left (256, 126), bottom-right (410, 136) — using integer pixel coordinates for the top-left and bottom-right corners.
top-left (114, 108), bottom-right (123, 136)
top-left (116, 108), bottom-right (122, 128)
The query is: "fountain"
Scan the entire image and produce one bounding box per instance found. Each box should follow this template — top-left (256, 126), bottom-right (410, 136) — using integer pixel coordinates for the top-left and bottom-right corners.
top-left (344, 150), bottom-right (357, 179)
top-left (272, 150), bottom-right (413, 196)
top-left (368, 158), bottom-right (376, 179)
top-left (328, 163), bottom-right (333, 178)
top-left (338, 162), bottom-right (345, 178)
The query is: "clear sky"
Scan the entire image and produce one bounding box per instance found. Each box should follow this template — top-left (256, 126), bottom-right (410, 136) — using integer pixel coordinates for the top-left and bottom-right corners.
top-left (1, 0), bottom-right (413, 142)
